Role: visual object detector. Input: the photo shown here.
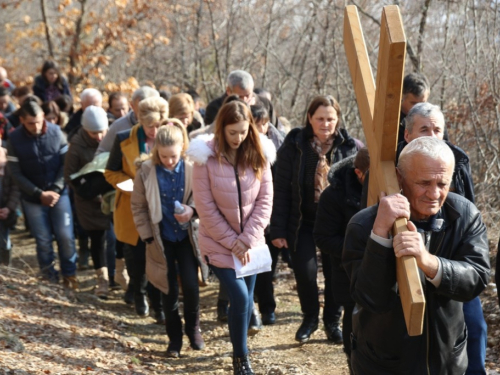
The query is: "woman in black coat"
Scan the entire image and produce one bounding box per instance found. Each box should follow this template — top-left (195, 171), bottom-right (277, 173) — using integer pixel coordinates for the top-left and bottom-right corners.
top-left (33, 61), bottom-right (72, 103)
top-left (270, 95), bottom-right (360, 343)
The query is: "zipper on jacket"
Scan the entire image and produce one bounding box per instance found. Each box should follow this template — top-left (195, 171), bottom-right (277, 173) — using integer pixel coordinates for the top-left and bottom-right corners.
top-left (426, 301), bottom-right (430, 375)
top-left (234, 165), bottom-right (244, 233)
top-left (293, 142), bottom-right (303, 253)
top-left (425, 229), bottom-right (445, 374)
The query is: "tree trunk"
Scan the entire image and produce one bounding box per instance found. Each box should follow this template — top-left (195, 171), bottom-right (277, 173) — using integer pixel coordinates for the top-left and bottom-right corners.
top-left (40, 0), bottom-right (54, 58)
top-left (68, 0), bottom-right (87, 86)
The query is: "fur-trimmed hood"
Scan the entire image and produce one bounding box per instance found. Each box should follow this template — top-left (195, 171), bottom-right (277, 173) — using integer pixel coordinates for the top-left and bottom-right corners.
top-left (328, 154), bottom-right (355, 184)
top-left (186, 133), bottom-right (277, 166)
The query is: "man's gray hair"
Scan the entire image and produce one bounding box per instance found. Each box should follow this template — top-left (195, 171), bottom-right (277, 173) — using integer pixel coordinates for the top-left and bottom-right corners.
top-left (80, 88), bottom-right (102, 103)
top-left (398, 137), bottom-right (454, 176)
top-left (405, 102), bottom-right (445, 133)
top-left (131, 86), bottom-right (159, 103)
top-left (227, 70), bottom-right (254, 91)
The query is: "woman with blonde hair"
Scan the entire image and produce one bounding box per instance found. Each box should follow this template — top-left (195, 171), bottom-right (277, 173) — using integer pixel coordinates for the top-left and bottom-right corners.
top-left (131, 119), bottom-right (205, 357)
top-left (187, 100), bottom-right (275, 375)
top-left (105, 96), bottom-right (168, 322)
top-left (169, 93), bottom-right (203, 134)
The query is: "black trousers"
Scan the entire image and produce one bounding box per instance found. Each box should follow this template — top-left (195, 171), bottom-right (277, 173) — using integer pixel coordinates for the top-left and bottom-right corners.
top-left (123, 239), bottom-right (162, 313)
top-left (162, 237), bottom-right (200, 327)
top-left (254, 233), bottom-right (280, 314)
top-left (86, 229), bottom-right (106, 270)
top-left (291, 225), bottom-right (342, 323)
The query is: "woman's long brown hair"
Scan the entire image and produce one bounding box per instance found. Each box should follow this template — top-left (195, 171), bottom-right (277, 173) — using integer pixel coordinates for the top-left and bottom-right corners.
top-left (214, 101), bottom-right (267, 179)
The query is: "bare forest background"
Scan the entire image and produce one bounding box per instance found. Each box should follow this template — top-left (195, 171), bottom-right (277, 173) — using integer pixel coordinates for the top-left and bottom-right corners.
top-left (0, 0), bottom-right (499, 232)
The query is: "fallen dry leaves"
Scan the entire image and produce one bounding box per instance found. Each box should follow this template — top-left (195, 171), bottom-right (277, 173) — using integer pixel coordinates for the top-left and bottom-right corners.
top-left (0, 229), bottom-right (499, 374)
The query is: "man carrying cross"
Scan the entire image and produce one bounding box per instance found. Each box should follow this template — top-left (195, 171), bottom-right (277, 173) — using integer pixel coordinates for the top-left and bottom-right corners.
top-left (342, 137), bottom-right (490, 374)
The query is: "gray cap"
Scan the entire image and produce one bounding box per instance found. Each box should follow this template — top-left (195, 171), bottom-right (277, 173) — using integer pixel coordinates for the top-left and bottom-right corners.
top-left (82, 106), bottom-right (108, 132)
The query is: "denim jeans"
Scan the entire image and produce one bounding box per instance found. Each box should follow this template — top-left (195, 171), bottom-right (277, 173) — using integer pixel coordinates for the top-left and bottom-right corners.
top-left (464, 296), bottom-right (487, 375)
top-left (210, 264), bottom-right (256, 357)
top-left (22, 191), bottom-right (77, 279)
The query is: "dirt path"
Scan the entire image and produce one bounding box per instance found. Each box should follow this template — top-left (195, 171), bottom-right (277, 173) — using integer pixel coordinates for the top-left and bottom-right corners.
top-left (1, 228), bottom-right (499, 374)
top-left (1, 229), bottom-right (350, 374)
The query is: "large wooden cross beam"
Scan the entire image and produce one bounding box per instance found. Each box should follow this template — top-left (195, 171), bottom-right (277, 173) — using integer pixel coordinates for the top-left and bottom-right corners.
top-left (343, 5), bottom-right (425, 336)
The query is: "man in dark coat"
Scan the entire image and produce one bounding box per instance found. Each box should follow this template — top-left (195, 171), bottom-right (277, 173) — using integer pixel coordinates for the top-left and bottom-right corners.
top-left (401, 103), bottom-right (488, 375)
top-left (204, 70), bottom-right (255, 125)
top-left (314, 147), bottom-right (369, 370)
top-left (398, 73), bottom-right (430, 144)
top-left (343, 137), bottom-right (490, 375)
top-left (399, 102), bottom-right (474, 202)
top-left (65, 88), bottom-right (103, 140)
top-left (7, 98), bottom-right (77, 287)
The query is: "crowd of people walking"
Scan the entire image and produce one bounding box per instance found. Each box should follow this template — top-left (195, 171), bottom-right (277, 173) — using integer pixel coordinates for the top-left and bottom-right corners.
top-left (0, 61), bottom-right (497, 375)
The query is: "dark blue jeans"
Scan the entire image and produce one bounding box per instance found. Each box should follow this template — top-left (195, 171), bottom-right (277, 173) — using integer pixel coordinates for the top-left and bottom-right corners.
top-left (464, 296), bottom-right (487, 375)
top-left (23, 191), bottom-right (77, 279)
top-left (210, 264), bottom-right (256, 357)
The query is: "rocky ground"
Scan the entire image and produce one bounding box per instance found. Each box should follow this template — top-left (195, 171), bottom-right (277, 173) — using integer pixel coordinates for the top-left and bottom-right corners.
top-left (0, 228), bottom-right (499, 374)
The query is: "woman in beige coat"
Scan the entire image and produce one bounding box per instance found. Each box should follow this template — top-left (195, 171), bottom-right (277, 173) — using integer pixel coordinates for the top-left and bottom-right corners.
top-left (131, 120), bottom-right (204, 358)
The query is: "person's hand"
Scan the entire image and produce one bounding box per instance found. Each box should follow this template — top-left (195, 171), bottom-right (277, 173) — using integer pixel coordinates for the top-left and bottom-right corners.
top-left (0, 207), bottom-right (10, 219)
top-left (272, 238), bottom-right (288, 249)
top-left (174, 204), bottom-right (194, 223)
top-left (372, 193), bottom-right (410, 239)
top-left (248, 95), bottom-right (256, 106)
top-left (40, 191), bottom-right (60, 207)
top-left (393, 221), bottom-right (439, 279)
top-left (232, 239), bottom-right (250, 265)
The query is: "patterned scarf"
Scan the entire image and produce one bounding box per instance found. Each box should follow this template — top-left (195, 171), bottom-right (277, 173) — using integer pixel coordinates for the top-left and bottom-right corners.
top-left (310, 135), bottom-right (334, 202)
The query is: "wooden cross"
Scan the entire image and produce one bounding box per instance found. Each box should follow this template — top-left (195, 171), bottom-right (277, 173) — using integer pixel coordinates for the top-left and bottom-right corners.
top-left (343, 5), bottom-right (425, 336)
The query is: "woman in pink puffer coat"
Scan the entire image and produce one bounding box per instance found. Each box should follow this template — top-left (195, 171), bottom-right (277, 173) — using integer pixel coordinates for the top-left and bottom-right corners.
top-left (187, 100), bottom-right (275, 375)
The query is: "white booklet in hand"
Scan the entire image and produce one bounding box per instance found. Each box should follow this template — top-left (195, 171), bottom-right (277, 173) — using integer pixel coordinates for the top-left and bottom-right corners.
top-left (117, 179), bottom-right (133, 192)
top-left (232, 244), bottom-right (272, 278)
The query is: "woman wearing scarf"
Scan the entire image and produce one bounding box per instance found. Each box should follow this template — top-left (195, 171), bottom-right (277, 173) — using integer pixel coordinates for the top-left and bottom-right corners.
top-left (270, 96), bottom-right (361, 343)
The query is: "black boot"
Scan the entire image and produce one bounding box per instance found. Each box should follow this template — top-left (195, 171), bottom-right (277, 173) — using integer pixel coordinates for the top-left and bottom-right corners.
top-left (166, 311), bottom-right (183, 358)
top-left (0, 248), bottom-right (12, 266)
top-left (148, 283), bottom-right (165, 324)
top-left (124, 280), bottom-right (134, 304)
top-left (78, 236), bottom-right (90, 270)
top-left (295, 317), bottom-right (318, 343)
top-left (134, 294), bottom-right (149, 317)
top-left (325, 322), bottom-right (343, 344)
top-left (233, 354), bottom-right (255, 375)
top-left (248, 305), bottom-right (262, 336)
top-left (217, 299), bottom-right (229, 323)
top-left (185, 311), bottom-right (205, 350)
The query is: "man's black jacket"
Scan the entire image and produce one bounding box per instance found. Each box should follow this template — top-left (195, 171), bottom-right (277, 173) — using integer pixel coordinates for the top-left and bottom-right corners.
top-left (343, 193), bottom-right (490, 374)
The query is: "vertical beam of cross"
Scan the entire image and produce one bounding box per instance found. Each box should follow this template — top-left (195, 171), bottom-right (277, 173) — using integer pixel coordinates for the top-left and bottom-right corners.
top-left (343, 5), bottom-right (426, 336)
